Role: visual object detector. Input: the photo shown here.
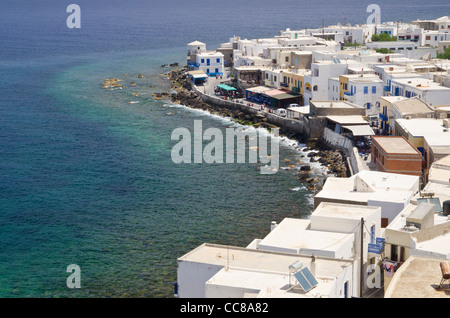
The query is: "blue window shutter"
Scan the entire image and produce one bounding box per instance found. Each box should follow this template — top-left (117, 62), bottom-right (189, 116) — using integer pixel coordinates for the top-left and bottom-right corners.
top-left (364, 86), bottom-right (368, 94)
top-left (372, 86), bottom-right (376, 94)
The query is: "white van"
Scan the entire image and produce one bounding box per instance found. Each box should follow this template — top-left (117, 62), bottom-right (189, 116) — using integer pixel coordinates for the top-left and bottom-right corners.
top-left (276, 108), bottom-right (287, 117)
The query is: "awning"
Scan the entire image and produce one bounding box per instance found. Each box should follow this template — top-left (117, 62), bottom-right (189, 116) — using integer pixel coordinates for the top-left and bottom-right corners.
top-left (326, 115), bottom-right (369, 125)
top-left (188, 71), bottom-right (208, 79)
top-left (217, 84), bottom-right (237, 91)
top-left (342, 125), bottom-right (375, 136)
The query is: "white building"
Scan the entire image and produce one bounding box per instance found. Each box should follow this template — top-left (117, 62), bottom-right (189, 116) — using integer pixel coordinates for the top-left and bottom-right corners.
top-left (422, 30), bottom-right (440, 47)
top-left (256, 218), bottom-right (355, 259)
top-left (390, 77), bottom-right (450, 107)
top-left (195, 51), bottom-right (225, 77)
top-left (366, 41), bottom-right (437, 60)
top-left (340, 74), bottom-right (384, 117)
top-left (310, 202), bottom-right (382, 295)
top-left (314, 170), bottom-right (420, 227)
top-left (177, 243), bottom-right (356, 298)
top-left (303, 60), bottom-right (349, 105)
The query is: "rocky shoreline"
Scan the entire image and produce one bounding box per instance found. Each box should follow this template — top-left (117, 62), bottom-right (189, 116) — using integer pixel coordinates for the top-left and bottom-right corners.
top-left (162, 67), bottom-right (349, 190)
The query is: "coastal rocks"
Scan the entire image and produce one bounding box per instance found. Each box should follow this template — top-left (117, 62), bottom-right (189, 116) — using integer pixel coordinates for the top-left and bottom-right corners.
top-left (162, 62), bottom-right (179, 68)
top-left (165, 67), bottom-right (346, 189)
top-left (102, 78), bottom-right (124, 89)
top-left (300, 165), bottom-right (311, 171)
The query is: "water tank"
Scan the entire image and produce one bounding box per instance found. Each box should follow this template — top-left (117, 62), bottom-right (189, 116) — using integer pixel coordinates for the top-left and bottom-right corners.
top-left (443, 200), bottom-right (450, 216)
top-left (289, 261), bottom-right (303, 273)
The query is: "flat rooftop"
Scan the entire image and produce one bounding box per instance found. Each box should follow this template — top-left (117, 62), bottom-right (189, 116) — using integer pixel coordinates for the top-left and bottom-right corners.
top-left (311, 100), bottom-right (362, 109)
top-left (415, 232), bottom-right (450, 258)
top-left (313, 202), bottom-right (380, 220)
top-left (385, 256), bottom-right (450, 298)
top-left (396, 118), bottom-right (449, 137)
top-left (392, 77), bottom-right (449, 90)
top-left (342, 74), bottom-right (383, 83)
top-left (428, 165), bottom-right (450, 184)
top-left (380, 96), bottom-right (407, 103)
top-left (206, 267), bottom-right (337, 298)
top-left (178, 243), bottom-right (353, 277)
top-left (415, 181), bottom-right (450, 204)
top-left (372, 136), bottom-right (421, 155)
top-left (393, 97), bottom-right (434, 115)
top-left (258, 218), bottom-right (354, 255)
top-left (314, 171), bottom-right (419, 206)
top-left (326, 115), bottom-right (370, 125)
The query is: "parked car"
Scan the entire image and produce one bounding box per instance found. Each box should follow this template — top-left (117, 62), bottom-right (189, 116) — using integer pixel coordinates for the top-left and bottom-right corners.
top-left (276, 108), bottom-right (287, 117)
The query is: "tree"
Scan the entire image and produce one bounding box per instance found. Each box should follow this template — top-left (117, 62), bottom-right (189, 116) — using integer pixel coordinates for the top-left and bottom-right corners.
top-left (437, 47), bottom-right (450, 60)
top-left (372, 33), bottom-right (397, 42)
top-left (374, 48), bottom-right (394, 54)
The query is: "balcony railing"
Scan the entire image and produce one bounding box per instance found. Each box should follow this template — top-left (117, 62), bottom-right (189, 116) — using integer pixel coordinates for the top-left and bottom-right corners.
top-left (344, 91), bottom-right (353, 96)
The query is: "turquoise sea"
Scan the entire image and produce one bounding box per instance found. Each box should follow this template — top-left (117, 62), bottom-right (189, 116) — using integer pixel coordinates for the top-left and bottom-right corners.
top-left (1, 0), bottom-right (449, 298)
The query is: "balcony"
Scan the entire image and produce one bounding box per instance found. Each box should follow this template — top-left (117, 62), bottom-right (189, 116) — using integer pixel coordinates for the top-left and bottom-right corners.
top-left (384, 86), bottom-right (390, 92)
top-left (188, 62), bottom-right (200, 68)
top-left (280, 82), bottom-right (289, 88)
top-left (368, 237), bottom-right (385, 254)
top-left (344, 91), bottom-right (354, 96)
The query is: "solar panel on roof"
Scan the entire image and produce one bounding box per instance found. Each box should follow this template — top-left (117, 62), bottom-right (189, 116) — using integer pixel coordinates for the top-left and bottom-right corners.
top-left (417, 197), bottom-right (442, 212)
top-left (294, 267), bottom-right (318, 292)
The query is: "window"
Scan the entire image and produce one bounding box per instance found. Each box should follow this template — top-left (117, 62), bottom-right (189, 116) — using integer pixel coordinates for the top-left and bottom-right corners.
top-left (367, 103), bottom-right (371, 109)
top-left (313, 85), bottom-right (318, 91)
top-left (206, 58), bottom-right (210, 66)
top-left (216, 58), bottom-right (220, 63)
top-left (215, 68), bottom-right (219, 73)
top-left (285, 56), bottom-right (289, 62)
top-left (372, 86), bottom-right (376, 94)
top-left (201, 59), bottom-right (205, 63)
top-left (364, 86), bottom-right (368, 94)
top-left (206, 69), bottom-right (210, 74)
